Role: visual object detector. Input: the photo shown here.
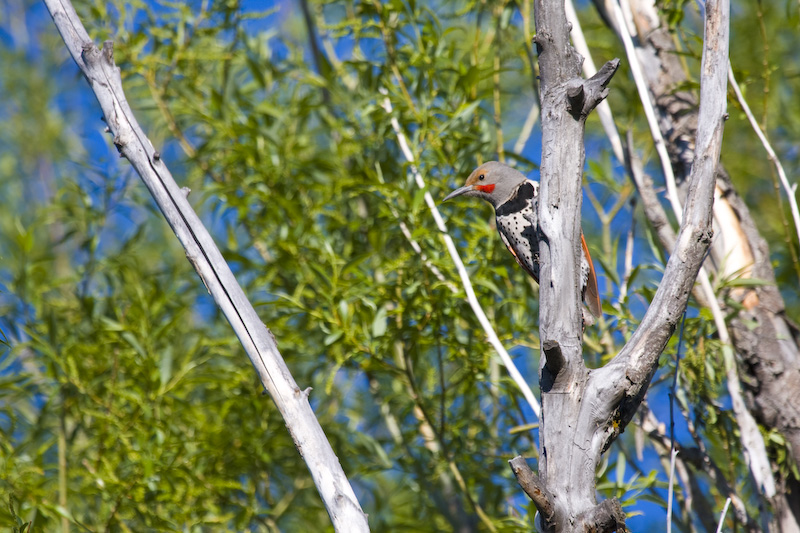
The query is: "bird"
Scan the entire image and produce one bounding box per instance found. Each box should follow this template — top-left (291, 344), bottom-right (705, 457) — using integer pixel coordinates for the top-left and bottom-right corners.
top-left (443, 161), bottom-right (602, 322)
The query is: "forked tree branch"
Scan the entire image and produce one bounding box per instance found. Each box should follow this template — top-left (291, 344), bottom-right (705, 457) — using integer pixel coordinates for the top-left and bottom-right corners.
top-left (592, 0), bottom-right (730, 447)
top-left (518, 0), bottom-right (728, 529)
top-left (595, 1), bottom-right (800, 527)
top-left (43, 1), bottom-right (369, 531)
top-left (530, 0), bottom-right (623, 528)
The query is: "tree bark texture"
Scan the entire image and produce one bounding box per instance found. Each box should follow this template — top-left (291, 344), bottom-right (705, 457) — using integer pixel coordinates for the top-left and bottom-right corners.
top-left (43, 1), bottom-right (369, 531)
top-left (522, 0), bottom-right (729, 530)
top-left (533, 0), bottom-right (621, 526)
top-left (595, 0), bottom-right (800, 529)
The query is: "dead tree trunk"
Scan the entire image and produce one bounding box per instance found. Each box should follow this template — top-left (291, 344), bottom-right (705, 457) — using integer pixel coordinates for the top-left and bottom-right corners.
top-left (510, 0), bottom-right (730, 530)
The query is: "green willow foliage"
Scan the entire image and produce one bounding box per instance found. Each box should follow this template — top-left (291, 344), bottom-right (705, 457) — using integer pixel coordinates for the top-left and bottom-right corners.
top-left (1, 0), bottom-right (798, 531)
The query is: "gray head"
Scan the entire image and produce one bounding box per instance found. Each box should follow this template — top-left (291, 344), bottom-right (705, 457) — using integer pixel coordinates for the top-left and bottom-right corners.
top-left (443, 161), bottom-right (529, 209)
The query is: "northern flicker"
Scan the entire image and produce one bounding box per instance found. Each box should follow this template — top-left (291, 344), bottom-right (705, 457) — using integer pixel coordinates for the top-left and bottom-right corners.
top-left (443, 161), bottom-right (602, 321)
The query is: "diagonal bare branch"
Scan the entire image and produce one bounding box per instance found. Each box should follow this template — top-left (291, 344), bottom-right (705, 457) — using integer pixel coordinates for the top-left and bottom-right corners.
top-left (42, 1), bottom-right (369, 530)
top-left (592, 0), bottom-right (730, 448)
top-left (728, 65), bottom-right (800, 248)
top-left (596, 1), bottom-right (793, 521)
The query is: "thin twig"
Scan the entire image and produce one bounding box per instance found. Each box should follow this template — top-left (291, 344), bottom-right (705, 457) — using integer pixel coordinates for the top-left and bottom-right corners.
top-left (514, 0), bottom-right (541, 159)
top-left (699, 259), bottom-right (776, 498)
top-left (667, 447), bottom-right (679, 533)
top-left (716, 497), bottom-right (732, 533)
top-left (512, 102), bottom-right (540, 156)
top-left (375, 163), bottom-right (457, 291)
top-left (618, 203), bottom-right (635, 303)
top-left (493, 5), bottom-right (505, 163)
top-left (676, 397), bottom-right (756, 528)
top-left (667, 311), bottom-right (686, 533)
top-left (641, 409), bottom-right (754, 529)
top-left (372, 1), bottom-right (417, 117)
top-left (397, 216), bottom-right (455, 290)
top-left (669, 312), bottom-right (687, 449)
top-left (397, 344), bottom-right (498, 532)
top-left (380, 89), bottom-right (541, 419)
top-left (612, 0), bottom-right (683, 218)
top-left (728, 66), bottom-right (800, 248)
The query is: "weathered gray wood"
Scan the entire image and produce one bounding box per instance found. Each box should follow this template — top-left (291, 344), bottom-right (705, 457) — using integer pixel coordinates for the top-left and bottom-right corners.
top-left (601, 0), bottom-right (800, 529)
top-left (42, 1), bottom-right (369, 531)
top-left (532, 0), bottom-right (621, 528)
top-left (522, 0), bottom-right (729, 530)
top-left (509, 456), bottom-right (556, 527)
top-left (593, 0), bottom-right (729, 466)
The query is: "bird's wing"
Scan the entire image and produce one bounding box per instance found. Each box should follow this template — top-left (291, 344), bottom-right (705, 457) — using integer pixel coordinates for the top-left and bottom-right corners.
top-left (581, 233), bottom-right (602, 318)
top-left (498, 227), bottom-right (539, 283)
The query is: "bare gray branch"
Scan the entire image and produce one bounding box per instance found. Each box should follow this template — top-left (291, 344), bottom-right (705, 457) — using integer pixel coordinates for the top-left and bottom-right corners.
top-left (595, 0), bottom-right (729, 444)
top-left (509, 456), bottom-right (556, 525)
top-left (43, 1), bottom-right (369, 530)
top-left (523, 0), bottom-right (729, 529)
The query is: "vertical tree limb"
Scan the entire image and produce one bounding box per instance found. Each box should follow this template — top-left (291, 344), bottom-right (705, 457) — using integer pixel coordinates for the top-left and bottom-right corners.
top-left (43, 1), bottom-right (369, 531)
top-left (532, 0), bottom-right (620, 527)
top-left (520, 0), bottom-right (729, 529)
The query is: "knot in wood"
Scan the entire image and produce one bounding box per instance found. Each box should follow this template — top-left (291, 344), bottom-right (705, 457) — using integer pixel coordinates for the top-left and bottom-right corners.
top-left (565, 80), bottom-right (585, 118)
top-left (101, 40), bottom-right (115, 64)
top-left (542, 339), bottom-right (564, 377)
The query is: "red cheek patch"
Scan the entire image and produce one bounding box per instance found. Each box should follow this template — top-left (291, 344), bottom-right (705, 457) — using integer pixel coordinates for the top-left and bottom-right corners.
top-left (476, 184), bottom-right (495, 193)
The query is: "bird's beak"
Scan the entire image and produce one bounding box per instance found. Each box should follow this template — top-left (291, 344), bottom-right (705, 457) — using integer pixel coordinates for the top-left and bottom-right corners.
top-left (443, 185), bottom-right (474, 202)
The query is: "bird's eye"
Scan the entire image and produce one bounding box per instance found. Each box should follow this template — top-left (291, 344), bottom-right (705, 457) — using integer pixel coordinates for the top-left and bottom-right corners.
top-left (479, 174), bottom-right (485, 181)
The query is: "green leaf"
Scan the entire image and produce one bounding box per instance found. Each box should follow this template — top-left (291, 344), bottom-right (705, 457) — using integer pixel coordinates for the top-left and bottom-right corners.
top-left (372, 306), bottom-right (388, 337)
top-left (324, 330), bottom-right (344, 346)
